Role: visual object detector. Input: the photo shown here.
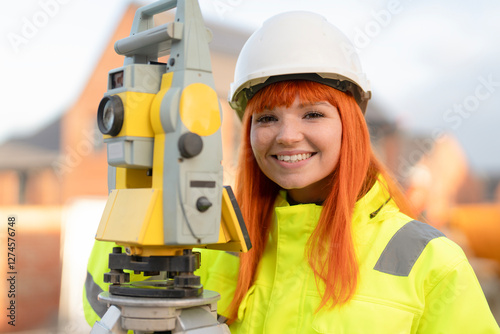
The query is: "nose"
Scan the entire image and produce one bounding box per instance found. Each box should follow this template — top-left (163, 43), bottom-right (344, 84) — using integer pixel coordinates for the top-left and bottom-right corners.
top-left (276, 118), bottom-right (303, 145)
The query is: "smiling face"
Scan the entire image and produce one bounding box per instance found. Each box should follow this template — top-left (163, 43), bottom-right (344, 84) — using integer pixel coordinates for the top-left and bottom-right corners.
top-left (250, 97), bottom-right (342, 204)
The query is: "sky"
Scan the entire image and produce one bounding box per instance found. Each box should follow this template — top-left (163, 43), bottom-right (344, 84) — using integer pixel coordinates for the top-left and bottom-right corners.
top-left (1, 0), bottom-right (500, 175)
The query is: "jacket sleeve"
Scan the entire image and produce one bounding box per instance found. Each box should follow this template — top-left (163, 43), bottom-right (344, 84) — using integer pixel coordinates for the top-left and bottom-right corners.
top-left (82, 240), bottom-right (116, 327)
top-left (418, 258), bottom-right (500, 333)
top-left (82, 240), bottom-right (146, 328)
top-left (195, 248), bottom-right (240, 318)
top-left (83, 245), bottom-right (239, 327)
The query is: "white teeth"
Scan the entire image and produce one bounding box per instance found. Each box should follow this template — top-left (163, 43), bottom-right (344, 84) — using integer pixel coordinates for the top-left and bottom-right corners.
top-left (277, 153), bottom-right (312, 163)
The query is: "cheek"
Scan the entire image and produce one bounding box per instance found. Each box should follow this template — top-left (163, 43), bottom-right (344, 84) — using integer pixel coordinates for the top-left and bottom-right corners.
top-left (249, 127), bottom-right (258, 156)
top-left (332, 126), bottom-right (342, 159)
top-left (317, 122), bottom-right (342, 163)
top-left (335, 125), bottom-right (342, 150)
top-left (250, 127), bottom-right (267, 158)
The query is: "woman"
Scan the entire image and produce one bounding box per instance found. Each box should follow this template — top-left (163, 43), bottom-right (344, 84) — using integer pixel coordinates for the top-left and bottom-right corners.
top-left (198, 11), bottom-right (500, 333)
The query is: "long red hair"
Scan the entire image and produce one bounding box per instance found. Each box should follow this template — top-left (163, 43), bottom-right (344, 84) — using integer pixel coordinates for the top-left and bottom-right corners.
top-left (228, 80), bottom-right (413, 320)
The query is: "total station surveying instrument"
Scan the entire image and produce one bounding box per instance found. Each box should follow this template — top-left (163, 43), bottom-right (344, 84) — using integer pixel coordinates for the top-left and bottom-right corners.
top-left (90, 0), bottom-right (251, 332)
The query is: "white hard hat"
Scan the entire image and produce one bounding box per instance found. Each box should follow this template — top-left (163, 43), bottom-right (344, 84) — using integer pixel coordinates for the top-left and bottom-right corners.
top-left (228, 11), bottom-right (371, 119)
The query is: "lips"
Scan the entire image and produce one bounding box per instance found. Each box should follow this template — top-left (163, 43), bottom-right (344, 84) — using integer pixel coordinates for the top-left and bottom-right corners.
top-left (275, 153), bottom-right (314, 163)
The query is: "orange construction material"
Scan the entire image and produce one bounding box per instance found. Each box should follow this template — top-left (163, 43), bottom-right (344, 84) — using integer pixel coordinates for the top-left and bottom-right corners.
top-left (449, 204), bottom-right (500, 266)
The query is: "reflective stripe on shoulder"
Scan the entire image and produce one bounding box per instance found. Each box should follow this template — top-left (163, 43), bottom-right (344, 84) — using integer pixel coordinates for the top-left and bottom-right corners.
top-left (374, 220), bottom-right (445, 276)
top-left (85, 271), bottom-right (107, 317)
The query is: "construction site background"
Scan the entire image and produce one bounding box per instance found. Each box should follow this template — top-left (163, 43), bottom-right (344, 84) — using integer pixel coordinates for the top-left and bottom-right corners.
top-left (1, 4), bottom-right (499, 334)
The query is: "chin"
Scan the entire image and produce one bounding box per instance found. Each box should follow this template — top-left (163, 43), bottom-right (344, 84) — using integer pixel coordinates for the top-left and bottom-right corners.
top-left (276, 181), bottom-right (308, 190)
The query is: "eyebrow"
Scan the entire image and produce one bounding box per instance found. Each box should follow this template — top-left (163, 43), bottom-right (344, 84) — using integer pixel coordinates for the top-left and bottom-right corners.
top-left (298, 101), bottom-right (330, 108)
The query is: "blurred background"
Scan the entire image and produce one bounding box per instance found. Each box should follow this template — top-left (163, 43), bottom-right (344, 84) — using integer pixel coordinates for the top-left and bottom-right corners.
top-left (0, 0), bottom-right (499, 332)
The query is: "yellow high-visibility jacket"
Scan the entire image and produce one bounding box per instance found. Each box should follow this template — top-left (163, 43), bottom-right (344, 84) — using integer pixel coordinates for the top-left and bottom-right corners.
top-left (84, 179), bottom-right (500, 333)
top-left (198, 179), bottom-right (500, 333)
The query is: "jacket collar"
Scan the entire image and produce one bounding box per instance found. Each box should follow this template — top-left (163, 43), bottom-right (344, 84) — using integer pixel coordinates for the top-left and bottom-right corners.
top-left (352, 175), bottom-right (392, 224)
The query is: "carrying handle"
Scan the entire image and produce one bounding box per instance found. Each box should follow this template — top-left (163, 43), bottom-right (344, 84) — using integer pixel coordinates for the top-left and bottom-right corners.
top-left (117, 0), bottom-right (180, 64)
top-left (130, 0), bottom-right (178, 35)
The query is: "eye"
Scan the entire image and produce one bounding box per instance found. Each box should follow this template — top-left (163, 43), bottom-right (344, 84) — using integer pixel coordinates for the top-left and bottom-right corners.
top-left (254, 114), bottom-right (278, 123)
top-left (304, 111), bottom-right (324, 119)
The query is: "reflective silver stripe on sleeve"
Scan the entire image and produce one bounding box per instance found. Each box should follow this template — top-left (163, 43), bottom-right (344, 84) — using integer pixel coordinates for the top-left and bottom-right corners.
top-left (85, 271), bottom-right (107, 317)
top-left (374, 220), bottom-right (445, 276)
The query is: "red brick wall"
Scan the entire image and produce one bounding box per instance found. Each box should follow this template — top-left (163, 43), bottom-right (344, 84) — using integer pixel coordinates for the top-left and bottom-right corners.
top-left (0, 172), bottom-right (19, 206)
top-left (0, 207), bottom-right (62, 332)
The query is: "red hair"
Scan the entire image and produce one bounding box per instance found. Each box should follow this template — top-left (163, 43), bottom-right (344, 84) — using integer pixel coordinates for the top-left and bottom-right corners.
top-left (228, 80), bottom-right (413, 320)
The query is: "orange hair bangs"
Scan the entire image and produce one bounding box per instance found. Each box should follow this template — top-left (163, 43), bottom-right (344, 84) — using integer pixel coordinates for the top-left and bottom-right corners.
top-left (244, 80), bottom-right (349, 115)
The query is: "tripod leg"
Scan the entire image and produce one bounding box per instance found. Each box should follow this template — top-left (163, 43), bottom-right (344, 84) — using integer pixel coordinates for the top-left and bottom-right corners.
top-left (91, 305), bottom-right (127, 334)
top-left (174, 307), bottom-right (231, 334)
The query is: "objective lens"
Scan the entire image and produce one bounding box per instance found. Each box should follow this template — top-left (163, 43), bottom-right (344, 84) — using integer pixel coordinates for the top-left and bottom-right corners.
top-left (102, 101), bottom-right (115, 132)
top-left (97, 95), bottom-right (124, 136)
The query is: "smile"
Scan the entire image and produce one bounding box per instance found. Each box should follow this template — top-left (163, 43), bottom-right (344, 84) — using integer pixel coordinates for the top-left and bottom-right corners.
top-left (276, 153), bottom-right (313, 163)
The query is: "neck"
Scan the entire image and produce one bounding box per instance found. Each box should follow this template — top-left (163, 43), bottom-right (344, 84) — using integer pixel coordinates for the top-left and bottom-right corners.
top-left (286, 191), bottom-right (325, 206)
top-left (286, 174), bottom-right (333, 205)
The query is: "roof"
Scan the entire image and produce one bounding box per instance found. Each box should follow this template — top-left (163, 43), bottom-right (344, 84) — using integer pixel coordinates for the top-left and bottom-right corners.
top-left (0, 118), bottom-right (61, 171)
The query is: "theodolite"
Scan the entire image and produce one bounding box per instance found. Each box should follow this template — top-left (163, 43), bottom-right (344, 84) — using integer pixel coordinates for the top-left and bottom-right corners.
top-left (90, 1), bottom-right (250, 333)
